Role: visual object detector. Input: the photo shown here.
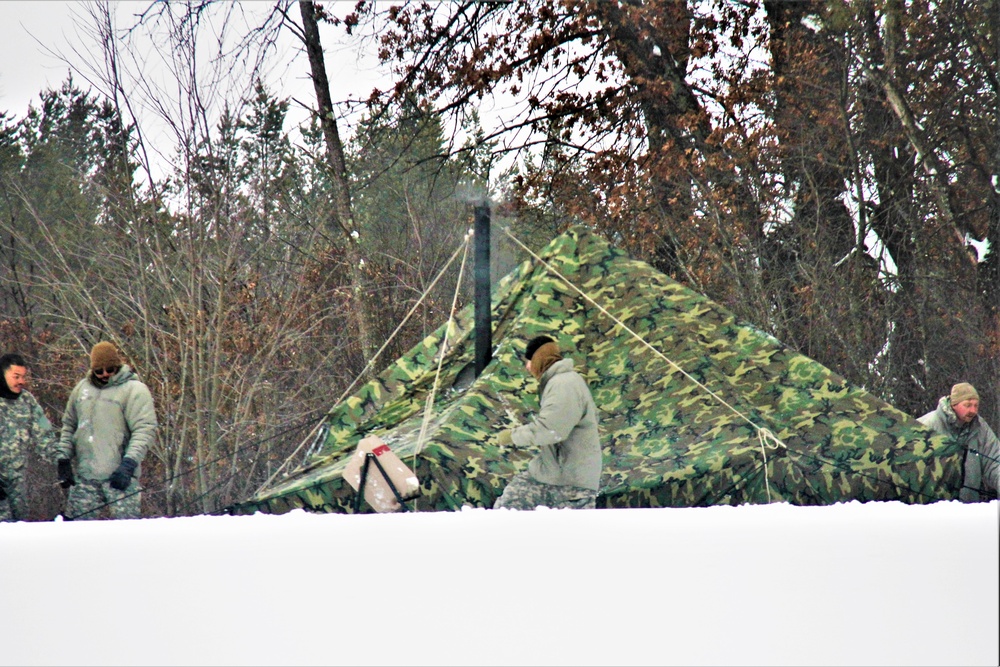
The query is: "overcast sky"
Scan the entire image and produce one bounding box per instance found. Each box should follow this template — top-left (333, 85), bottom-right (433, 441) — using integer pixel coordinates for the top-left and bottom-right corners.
top-left (0, 1), bottom-right (386, 123)
top-left (0, 1), bottom-right (85, 115)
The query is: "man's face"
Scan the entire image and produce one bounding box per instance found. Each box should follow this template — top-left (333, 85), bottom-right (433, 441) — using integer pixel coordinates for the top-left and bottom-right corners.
top-left (3, 364), bottom-right (27, 394)
top-left (92, 364), bottom-right (118, 387)
top-left (953, 399), bottom-right (979, 425)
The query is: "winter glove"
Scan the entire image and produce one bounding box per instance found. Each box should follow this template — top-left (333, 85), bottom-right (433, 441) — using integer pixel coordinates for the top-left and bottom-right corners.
top-left (497, 430), bottom-right (514, 447)
top-left (109, 457), bottom-right (137, 491)
top-left (57, 459), bottom-right (75, 489)
top-left (0, 477), bottom-right (7, 501)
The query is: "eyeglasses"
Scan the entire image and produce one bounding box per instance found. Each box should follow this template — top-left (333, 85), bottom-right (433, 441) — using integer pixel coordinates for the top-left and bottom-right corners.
top-left (93, 366), bottom-right (120, 376)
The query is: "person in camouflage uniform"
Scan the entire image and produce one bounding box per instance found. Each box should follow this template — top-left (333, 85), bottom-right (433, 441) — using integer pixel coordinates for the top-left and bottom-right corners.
top-left (1, 353), bottom-right (59, 522)
top-left (56, 342), bottom-right (157, 520)
top-left (919, 382), bottom-right (999, 502)
top-left (493, 335), bottom-right (602, 510)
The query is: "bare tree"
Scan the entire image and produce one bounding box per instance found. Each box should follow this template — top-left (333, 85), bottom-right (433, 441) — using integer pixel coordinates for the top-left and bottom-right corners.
top-left (0, 0), bottom-right (358, 516)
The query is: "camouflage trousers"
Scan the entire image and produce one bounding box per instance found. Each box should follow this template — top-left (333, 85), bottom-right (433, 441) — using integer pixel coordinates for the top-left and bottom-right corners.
top-left (0, 467), bottom-right (27, 522)
top-left (493, 471), bottom-right (597, 510)
top-left (65, 478), bottom-right (141, 521)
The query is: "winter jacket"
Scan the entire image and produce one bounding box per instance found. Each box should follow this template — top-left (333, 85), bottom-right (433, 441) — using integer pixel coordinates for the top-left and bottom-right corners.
top-left (918, 396), bottom-right (1000, 502)
top-left (57, 365), bottom-right (157, 482)
top-left (510, 358), bottom-right (602, 491)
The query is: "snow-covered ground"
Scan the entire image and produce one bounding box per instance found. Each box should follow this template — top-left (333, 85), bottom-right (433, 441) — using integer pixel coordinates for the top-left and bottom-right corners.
top-left (1, 500), bottom-right (997, 666)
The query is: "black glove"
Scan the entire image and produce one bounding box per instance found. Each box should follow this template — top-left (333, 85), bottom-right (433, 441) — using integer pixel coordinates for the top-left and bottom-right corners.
top-left (0, 477), bottom-right (7, 501)
top-left (57, 459), bottom-right (75, 489)
top-left (109, 457), bottom-right (137, 491)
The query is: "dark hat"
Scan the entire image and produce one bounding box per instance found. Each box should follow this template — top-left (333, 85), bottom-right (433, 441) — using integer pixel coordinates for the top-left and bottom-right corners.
top-left (90, 341), bottom-right (122, 371)
top-left (950, 382), bottom-right (979, 406)
top-left (524, 335), bottom-right (556, 363)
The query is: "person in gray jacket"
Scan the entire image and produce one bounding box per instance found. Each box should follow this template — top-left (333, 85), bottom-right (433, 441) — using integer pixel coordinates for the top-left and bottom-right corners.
top-left (56, 341), bottom-right (157, 520)
top-left (918, 382), bottom-right (999, 502)
top-left (493, 335), bottom-right (602, 510)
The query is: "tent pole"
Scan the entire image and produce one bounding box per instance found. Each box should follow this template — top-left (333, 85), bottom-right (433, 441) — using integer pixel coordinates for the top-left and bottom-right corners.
top-left (474, 201), bottom-right (492, 377)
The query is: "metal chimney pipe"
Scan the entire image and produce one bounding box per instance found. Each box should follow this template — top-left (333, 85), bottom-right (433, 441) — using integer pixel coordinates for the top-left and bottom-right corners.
top-left (474, 201), bottom-right (492, 377)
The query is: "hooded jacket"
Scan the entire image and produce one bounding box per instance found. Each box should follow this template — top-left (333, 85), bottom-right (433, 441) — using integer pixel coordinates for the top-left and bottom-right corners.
top-left (918, 396), bottom-right (999, 502)
top-left (510, 358), bottom-right (602, 491)
top-left (57, 364), bottom-right (157, 482)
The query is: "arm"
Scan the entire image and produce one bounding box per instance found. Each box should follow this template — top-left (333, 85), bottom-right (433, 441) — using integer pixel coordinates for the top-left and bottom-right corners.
top-left (56, 385), bottom-right (79, 461)
top-left (977, 422), bottom-right (1000, 497)
top-left (121, 381), bottom-right (157, 465)
top-left (26, 393), bottom-right (60, 464)
top-left (510, 375), bottom-right (585, 448)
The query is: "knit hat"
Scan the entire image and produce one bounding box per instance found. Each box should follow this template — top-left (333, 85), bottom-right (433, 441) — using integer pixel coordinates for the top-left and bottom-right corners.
top-left (949, 382), bottom-right (979, 406)
top-left (523, 336), bottom-right (562, 380)
top-left (90, 341), bottom-right (122, 371)
top-left (524, 335), bottom-right (555, 362)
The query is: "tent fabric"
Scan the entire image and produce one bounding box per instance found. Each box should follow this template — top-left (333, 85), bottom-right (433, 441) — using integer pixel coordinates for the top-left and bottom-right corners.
top-left (235, 226), bottom-right (961, 515)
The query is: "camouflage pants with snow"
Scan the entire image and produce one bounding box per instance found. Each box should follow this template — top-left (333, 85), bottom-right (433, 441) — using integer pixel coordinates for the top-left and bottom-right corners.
top-left (493, 471), bottom-right (597, 510)
top-left (65, 478), bottom-right (141, 520)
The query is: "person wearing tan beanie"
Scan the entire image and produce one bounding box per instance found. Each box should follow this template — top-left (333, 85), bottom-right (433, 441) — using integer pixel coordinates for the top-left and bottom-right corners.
top-left (918, 382), bottom-right (998, 502)
top-left (55, 341), bottom-right (157, 520)
top-left (493, 335), bottom-right (602, 510)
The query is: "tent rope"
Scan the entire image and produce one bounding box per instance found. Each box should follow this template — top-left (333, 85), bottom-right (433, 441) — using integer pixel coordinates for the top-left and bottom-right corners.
top-left (414, 236), bottom-right (471, 463)
top-left (254, 230), bottom-right (474, 496)
top-left (503, 226), bottom-right (786, 502)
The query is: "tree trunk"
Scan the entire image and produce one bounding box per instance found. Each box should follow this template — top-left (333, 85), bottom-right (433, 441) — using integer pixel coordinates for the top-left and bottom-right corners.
top-left (299, 0), bottom-right (376, 367)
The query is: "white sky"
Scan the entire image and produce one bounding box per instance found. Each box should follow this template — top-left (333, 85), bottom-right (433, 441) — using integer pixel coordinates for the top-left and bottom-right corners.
top-left (0, 1), bottom-right (387, 140)
top-left (0, 2), bottom-right (144, 117)
top-left (1, 500), bottom-right (998, 666)
top-left (0, 0), bottom-right (518, 189)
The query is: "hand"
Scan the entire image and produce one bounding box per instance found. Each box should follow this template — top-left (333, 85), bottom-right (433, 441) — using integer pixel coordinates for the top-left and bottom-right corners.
top-left (0, 477), bottom-right (7, 501)
top-left (497, 430), bottom-right (514, 447)
top-left (109, 458), bottom-right (137, 491)
top-left (57, 459), bottom-right (75, 489)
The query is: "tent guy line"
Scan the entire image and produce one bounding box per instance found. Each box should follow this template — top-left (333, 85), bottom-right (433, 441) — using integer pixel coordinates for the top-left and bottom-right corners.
top-left (500, 226), bottom-right (787, 501)
top-left (234, 226), bottom-right (964, 514)
top-left (57, 409), bottom-right (326, 520)
top-left (255, 230), bottom-right (474, 494)
top-left (414, 237), bottom-right (471, 463)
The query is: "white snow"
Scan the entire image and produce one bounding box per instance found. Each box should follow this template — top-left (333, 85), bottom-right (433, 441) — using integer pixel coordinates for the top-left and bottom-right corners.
top-left (1, 500), bottom-right (997, 666)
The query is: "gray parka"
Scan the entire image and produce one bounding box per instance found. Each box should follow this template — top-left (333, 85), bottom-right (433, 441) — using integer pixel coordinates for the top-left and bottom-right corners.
top-left (57, 365), bottom-right (157, 482)
top-left (510, 358), bottom-right (602, 491)
top-left (918, 396), bottom-right (999, 502)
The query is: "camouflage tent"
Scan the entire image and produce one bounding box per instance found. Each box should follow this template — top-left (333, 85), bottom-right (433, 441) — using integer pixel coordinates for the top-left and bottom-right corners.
top-left (235, 226), bottom-right (962, 514)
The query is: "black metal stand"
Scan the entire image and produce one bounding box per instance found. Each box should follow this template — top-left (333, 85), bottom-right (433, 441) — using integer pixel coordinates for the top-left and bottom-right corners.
top-left (352, 452), bottom-right (411, 513)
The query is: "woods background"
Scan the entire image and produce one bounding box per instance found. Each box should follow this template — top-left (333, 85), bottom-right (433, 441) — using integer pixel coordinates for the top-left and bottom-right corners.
top-left (1, 0), bottom-right (996, 519)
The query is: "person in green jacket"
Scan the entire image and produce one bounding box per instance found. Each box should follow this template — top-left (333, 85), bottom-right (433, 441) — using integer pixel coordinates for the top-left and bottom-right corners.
top-left (493, 335), bottom-right (602, 510)
top-left (0, 353), bottom-right (59, 522)
top-left (918, 382), bottom-right (999, 502)
top-left (56, 341), bottom-right (157, 520)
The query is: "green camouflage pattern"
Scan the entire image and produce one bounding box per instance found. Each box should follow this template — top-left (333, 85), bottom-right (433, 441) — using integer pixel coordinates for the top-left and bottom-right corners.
top-left (234, 226), bottom-right (962, 515)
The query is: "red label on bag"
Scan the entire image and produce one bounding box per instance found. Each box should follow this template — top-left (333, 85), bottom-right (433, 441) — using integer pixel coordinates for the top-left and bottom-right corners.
top-left (372, 444), bottom-right (390, 457)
